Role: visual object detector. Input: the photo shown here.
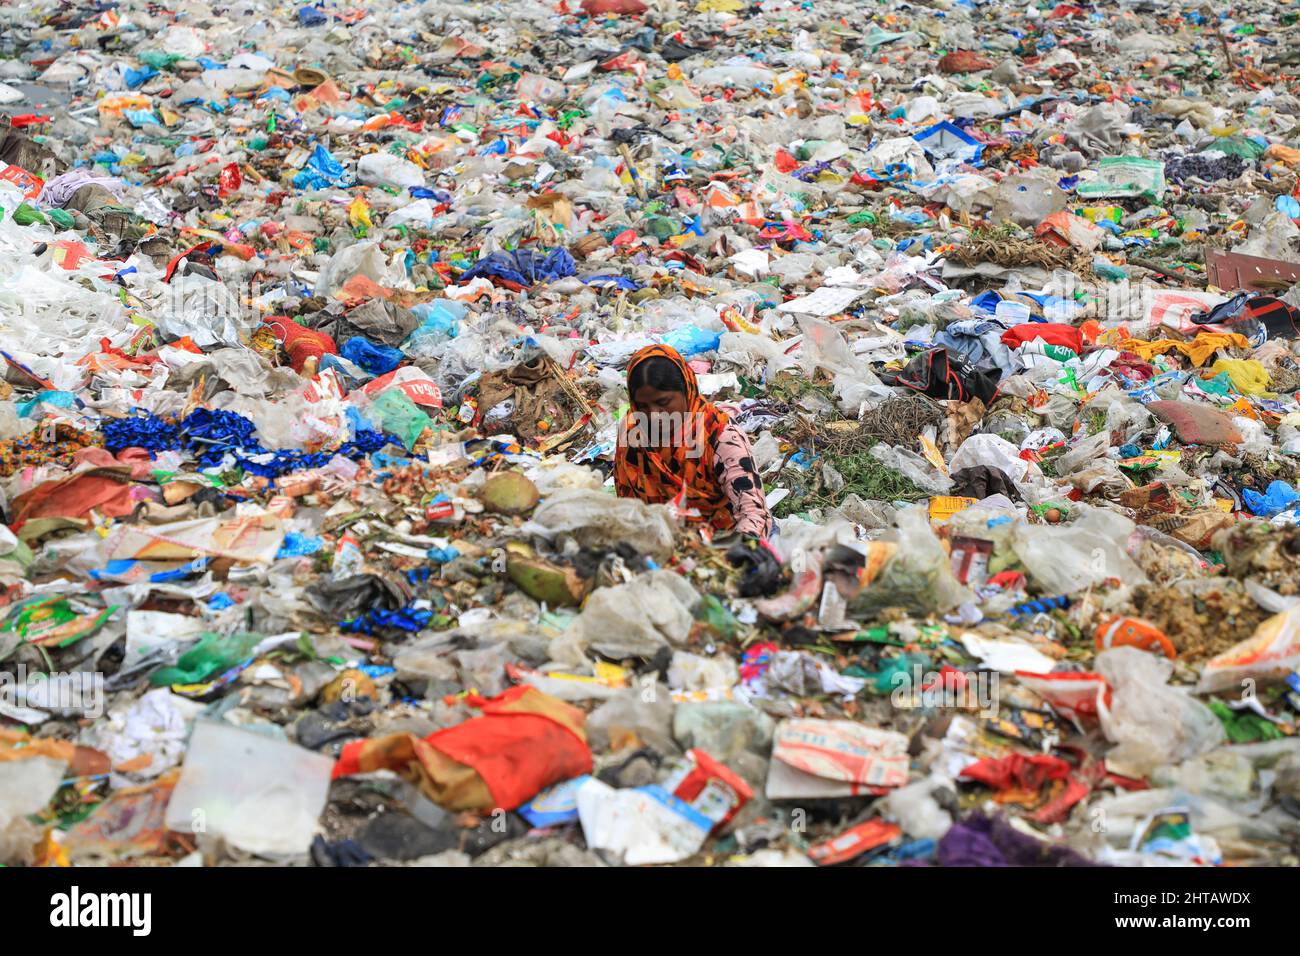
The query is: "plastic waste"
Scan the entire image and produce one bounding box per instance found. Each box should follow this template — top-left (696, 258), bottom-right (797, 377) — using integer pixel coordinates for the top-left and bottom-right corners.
top-left (1097, 648), bottom-right (1226, 778)
top-left (164, 719), bottom-right (333, 858)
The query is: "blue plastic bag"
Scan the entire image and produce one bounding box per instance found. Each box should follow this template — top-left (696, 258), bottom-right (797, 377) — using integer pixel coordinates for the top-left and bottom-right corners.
top-left (1243, 481), bottom-right (1300, 518)
top-left (292, 143), bottom-right (352, 190)
top-left (341, 336), bottom-right (403, 376)
top-left (17, 391), bottom-right (77, 417)
top-left (124, 66), bottom-right (158, 89)
top-left (405, 299), bottom-right (466, 346)
top-left (276, 533), bottom-right (324, 559)
top-left (458, 247), bottom-right (576, 287)
top-left (124, 109), bottom-right (160, 128)
top-left (660, 324), bottom-right (722, 357)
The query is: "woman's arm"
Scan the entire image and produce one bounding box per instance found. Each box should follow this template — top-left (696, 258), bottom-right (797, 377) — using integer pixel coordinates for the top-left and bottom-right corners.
top-left (712, 422), bottom-right (774, 538)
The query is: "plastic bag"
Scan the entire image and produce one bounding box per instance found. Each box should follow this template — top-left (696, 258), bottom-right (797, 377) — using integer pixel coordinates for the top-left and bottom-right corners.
top-left (357, 152), bottom-right (426, 190)
top-left (1077, 156), bottom-right (1166, 202)
top-left (718, 331), bottom-right (798, 382)
top-left (797, 315), bottom-right (864, 378)
top-left (1083, 387), bottom-right (1153, 443)
top-left (165, 719), bottom-right (333, 858)
top-left (318, 240), bottom-right (391, 297)
top-left (586, 685), bottom-right (677, 753)
top-left (340, 335), bottom-right (403, 376)
top-left (659, 324), bottom-right (722, 357)
top-left (1209, 359), bottom-right (1271, 396)
top-left (1242, 481), bottom-right (1299, 518)
top-left (1198, 605), bottom-right (1300, 694)
top-left (525, 488), bottom-right (677, 562)
top-left (881, 774), bottom-right (954, 840)
top-left (851, 505), bottom-right (972, 615)
top-left (0, 756), bottom-right (66, 865)
top-left (991, 171), bottom-right (1067, 226)
top-left (1096, 647), bottom-right (1225, 777)
top-left (148, 631), bottom-right (263, 687)
top-left (869, 443), bottom-right (954, 495)
top-left (156, 273), bottom-right (251, 349)
top-left (668, 650), bottom-right (739, 692)
top-left (950, 433), bottom-right (1037, 484)
top-left (1011, 506), bottom-right (1148, 596)
top-left (405, 300), bottom-right (467, 354)
top-left (455, 642), bottom-right (515, 697)
top-left (365, 388), bottom-right (431, 450)
top-left (549, 570), bottom-right (699, 666)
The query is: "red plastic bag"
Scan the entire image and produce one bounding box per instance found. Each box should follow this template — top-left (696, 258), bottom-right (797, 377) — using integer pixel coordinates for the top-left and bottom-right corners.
top-left (999, 322), bottom-right (1084, 354)
top-left (580, 0), bottom-right (647, 14)
top-left (218, 162), bottom-right (242, 198)
top-left (959, 753), bottom-right (1072, 792)
top-left (334, 686), bottom-right (592, 811)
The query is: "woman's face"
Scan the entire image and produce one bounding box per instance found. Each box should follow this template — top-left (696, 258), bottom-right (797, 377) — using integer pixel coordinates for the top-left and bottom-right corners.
top-left (633, 385), bottom-right (690, 417)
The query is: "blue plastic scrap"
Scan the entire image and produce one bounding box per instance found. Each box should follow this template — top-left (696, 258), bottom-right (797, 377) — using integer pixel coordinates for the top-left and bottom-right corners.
top-left (457, 247), bottom-right (577, 287)
top-left (915, 120), bottom-right (982, 165)
top-left (1242, 481), bottom-right (1300, 518)
top-left (292, 143), bottom-right (353, 190)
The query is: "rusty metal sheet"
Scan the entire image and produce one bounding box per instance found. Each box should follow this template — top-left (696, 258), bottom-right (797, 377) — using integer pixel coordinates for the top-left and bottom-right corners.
top-left (1205, 248), bottom-right (1300, 294)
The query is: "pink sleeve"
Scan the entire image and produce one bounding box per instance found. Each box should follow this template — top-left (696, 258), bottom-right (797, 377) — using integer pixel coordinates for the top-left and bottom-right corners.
top-left (712, 422), bottom-right (774, 538)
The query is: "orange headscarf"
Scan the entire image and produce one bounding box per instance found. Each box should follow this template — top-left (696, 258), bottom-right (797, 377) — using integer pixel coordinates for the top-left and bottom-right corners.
top-left (614, 345), bottom-right (733, 530)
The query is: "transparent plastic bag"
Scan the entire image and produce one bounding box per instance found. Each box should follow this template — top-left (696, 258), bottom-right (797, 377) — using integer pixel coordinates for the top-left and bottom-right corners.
top-left (668, 651), bottom-right (739, 693)
top-left (718, 330), bottom-right (798, 381)
top-left (164, 719), bottom-right (333, 858)
top-left (1054, 431), bottom-right (1112, 478)
top-left (428, 331), bottom-right (491, 394)
top-left (750, 431), bottom-right (781, 472)
top-left (455, 642), bottom-right (515, 697)
top-left (769, 515), bottom-right (858, 565)
top-left (869, 443), bottom-right (954, 495)
top-left (829, 494), bottom-right (897, 530)
top-left (317, 240), bottom-right (393, 296)
top-left (357, 152), bottom-right (426, 190)
top-left (1096, 647), bottom-right (1225, 777)
top-left (522, 460), bottom-right (604, 496)
top-left (1012, 506), bottom-right (1148, 595)
top-left (797, 316), bottom-right (864, 378)
top-left (991, 171), bottom-right (1067, 226)
top-left (881, 774), bottom-right (954, 840)
top-left (549, 569), bottom-right (699, 666)
top-left (851, 505), bottom-right (972, 615)
top-left (1084, 387), bottom-right (1153, 443)
top-left (525, 488), bottom-right (677, 562)
top-left (949, 433), bottom-right (1037, 485)
top-left (586, 685), bottom-right (677, 753)
top-left (0, 756), bottom-right (66, 865)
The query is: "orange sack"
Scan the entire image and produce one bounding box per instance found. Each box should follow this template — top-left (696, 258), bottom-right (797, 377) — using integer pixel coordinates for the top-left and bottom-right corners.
top-left (332, 685), bottom-right (592, 811)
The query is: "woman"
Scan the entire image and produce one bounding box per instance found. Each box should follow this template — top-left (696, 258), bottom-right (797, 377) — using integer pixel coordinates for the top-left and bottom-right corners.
top-left (614, 345), bottom-right (774, 539)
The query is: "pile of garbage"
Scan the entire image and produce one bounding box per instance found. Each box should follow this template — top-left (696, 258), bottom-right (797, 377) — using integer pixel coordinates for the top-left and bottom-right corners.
top-left (2, 0), bottom-right (1300, 868)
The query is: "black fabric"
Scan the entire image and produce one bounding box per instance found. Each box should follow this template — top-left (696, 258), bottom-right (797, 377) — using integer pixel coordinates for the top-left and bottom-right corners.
top-left (1192, 292), bottom-right (1300, 338)
top-left (951, 465), bottom-right (1020, 500)
top-left (883, 347), bottom-right (1000, 405)
top-left (727, 537), bottom-right (784, 597)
